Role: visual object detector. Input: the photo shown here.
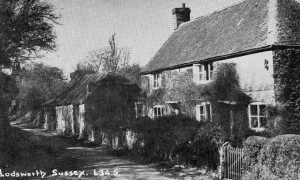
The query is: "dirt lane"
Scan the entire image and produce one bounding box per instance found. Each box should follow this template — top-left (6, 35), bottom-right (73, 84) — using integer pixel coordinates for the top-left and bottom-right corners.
top-left (6, 128), bottom-right (212, 180)
top-left (26, 147), bottom-right (175, 180)
top-left (7, 128), bottom-right (174, 180)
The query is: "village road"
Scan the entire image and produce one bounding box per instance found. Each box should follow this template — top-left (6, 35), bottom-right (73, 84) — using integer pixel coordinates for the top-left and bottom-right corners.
top-left (37, 147), bottom-right (178, 180)
top-left (16, 129), bottom-right (212, 180)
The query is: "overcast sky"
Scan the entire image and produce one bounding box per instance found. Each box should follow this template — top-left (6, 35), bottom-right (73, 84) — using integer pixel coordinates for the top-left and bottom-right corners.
top-left (40, 0), bottom-right (244, 77)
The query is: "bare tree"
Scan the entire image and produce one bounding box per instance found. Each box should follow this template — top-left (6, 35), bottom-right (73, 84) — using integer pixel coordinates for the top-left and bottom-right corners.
top-left (85, 33), bottom-right (130, 74)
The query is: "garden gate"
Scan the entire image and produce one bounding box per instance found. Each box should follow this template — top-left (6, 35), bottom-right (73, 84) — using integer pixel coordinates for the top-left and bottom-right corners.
top-left (220, 143), bottom-right (244, 180)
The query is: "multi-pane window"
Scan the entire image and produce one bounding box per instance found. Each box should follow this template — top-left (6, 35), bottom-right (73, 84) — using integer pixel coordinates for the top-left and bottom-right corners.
top-left (153, 105), bottom-right (164, 118)
top-left (199, 105), bottom-right (206, 120)
top-left (154, 73), bottom-right (162, 88)
top-left (248, 103), bottom-right (267, 130)
top-left (199, 64), bottom-right (207, 81)
top-left (196, 102), bottom-right (213, 121)
top-left (193, 63), bottom-right (214, 83)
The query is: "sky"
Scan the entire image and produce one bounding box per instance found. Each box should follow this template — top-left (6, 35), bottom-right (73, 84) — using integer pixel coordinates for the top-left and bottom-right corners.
top-left (40, 0), bottom-right (244, 78)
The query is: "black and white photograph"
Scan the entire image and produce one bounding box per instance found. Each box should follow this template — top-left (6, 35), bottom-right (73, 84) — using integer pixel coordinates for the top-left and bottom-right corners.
top-left (0, 0), bottom-right (299, 179)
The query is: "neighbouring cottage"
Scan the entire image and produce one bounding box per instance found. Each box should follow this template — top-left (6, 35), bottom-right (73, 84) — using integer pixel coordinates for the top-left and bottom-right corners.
top-left (139, 0), bottom-right (300, 137)
top-left (43, 73), bottom-right (140, 145)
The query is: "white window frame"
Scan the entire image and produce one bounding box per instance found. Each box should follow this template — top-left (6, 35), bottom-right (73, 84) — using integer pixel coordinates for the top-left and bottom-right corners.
top-left (248, 102), bottom-right (267, 131)
top-left (153, 105), bottom-right (164, 118)
top-left (193, 63), bottom-right (213, 84)
top-left (153, 73), bottom-right (162, 89)
top-left (196, 102), bottom-right (213, 121)
top-left (199, 64), bottom-right (207, 82)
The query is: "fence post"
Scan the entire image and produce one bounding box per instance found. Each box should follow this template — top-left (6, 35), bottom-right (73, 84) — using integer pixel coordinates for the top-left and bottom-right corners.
top-left (219, 142), bottom-right (228, 179)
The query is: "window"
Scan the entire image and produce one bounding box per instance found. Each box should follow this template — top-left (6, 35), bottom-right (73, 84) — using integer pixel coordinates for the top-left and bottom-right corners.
top-left (208, 64), bottom-right (213, 81)
top-left (154, 73), bottom-right (162, 88)
top-left (196, 102), bottom-right (213, 121)
top-left (153, 105), bottom-right (164, 118)
top-left (193, 63), bottom-right (213, 83)
top-left (199, 64), bottom-right (207, 81)
top-left (248, 103), bottom-right (267, 130)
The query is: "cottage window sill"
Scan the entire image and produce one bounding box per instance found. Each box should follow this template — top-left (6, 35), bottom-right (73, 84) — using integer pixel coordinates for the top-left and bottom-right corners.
top-left (195, 80), bottom-right (212, 84)
top-left (250, 127), bottom-right (266, 132)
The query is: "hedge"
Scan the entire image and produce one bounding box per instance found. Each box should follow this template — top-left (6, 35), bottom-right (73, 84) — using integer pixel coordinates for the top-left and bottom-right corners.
top-left (258, 134), bottom-right (300, 179)
top-left (242, 136), bottom-right (269, 172)
top-left (129, 115), bottom-right (226, 170)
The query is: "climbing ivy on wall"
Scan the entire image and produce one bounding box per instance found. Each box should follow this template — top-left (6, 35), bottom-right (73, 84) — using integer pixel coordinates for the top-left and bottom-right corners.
top-left (273, 48), bottom-right (300, 134)
top-left (162, 70), bottom-right (210, 116)
top-left (143, 63), bottom-right (251, 141)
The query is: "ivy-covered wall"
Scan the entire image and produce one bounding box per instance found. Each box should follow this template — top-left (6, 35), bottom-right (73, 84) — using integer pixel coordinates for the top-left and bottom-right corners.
top-left (141, 63), bottom-right (252, 142)
top-left (273, 48), bottom-right (300, 134)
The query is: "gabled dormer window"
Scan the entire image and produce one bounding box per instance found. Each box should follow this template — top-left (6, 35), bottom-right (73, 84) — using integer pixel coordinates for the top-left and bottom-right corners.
top-left (193, 63), bottom-right (213, 84)
top-left (154, 73), bottom-right (162, 88)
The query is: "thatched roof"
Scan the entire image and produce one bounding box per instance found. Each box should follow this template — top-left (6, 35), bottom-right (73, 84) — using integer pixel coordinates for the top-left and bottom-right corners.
top-left (44, 73), bottom-right (137, 106)
top-left (142, 0), bottom-right (300, 74)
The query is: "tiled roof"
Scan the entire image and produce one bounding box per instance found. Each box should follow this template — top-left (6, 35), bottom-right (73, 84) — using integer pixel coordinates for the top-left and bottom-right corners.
top-left (142, 0), bottom-right (300, 74)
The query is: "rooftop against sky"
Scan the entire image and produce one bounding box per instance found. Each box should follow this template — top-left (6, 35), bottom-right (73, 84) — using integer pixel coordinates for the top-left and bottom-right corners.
top-left (40, 0), bottom-right (244, 78)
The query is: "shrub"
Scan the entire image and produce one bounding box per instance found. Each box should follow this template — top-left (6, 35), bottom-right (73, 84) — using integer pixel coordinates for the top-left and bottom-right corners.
top-left (130, 115), bottom-right (226, 170)
top-left (130, 115), bottom-right (200, 161)
top-left (179, 121), bottom-right (226, 170)
top-left (258, 134), bottom-right (300, 179)
top-left (242, 136), bottom-right (269, 172)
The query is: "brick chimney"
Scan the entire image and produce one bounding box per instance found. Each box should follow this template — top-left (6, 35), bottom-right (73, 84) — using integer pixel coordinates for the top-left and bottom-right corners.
top-left (172, 3), bottom-right (191, 30)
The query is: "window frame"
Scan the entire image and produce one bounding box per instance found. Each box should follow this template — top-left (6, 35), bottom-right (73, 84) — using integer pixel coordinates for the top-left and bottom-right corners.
top-left (153, 105), bottom-right (164, 118)
top-left (193, 63), bottom-right (214, 84)
top-left (199, 64), bottom-right (207, 81)
top-left (153, 73), bottom-right (162, 89)
top-left (196, 102), bottom-right (213, 121)
top-left (248, 102), bottom-right (267, 131)
top-left (208, 64), bottom-right (213, 81)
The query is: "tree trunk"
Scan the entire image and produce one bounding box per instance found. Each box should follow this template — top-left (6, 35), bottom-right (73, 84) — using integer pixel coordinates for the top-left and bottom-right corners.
top-left (0, 107), bottom-right (12, 166)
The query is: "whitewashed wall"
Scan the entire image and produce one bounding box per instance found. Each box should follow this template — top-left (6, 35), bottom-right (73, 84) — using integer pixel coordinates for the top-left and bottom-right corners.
top-left (56, 106), bottom-right (65, 134)
top-left (43, 111), bottom-right (50, 130)
top-left (67, 105), bottom-right (75, 134)
top-left (216, 51), bottom-right (275, 104)
top-left (78, 104), bottom-right (85, 139)
top-left (55, 105), bottom-right (75, 135)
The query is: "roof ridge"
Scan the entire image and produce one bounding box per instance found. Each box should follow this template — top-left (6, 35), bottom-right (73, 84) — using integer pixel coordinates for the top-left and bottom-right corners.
top-left (194, 0), bottom-right (254, 20)
top-left (143, 0), bottom-right (300, 74)
top-left (174, 0), bottom-right (249, 31)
